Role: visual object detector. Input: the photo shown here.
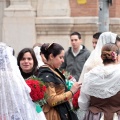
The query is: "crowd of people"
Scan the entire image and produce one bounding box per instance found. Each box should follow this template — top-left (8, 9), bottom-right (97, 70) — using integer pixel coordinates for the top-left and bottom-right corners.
top-left (0, 31), bottom-right (120, 120)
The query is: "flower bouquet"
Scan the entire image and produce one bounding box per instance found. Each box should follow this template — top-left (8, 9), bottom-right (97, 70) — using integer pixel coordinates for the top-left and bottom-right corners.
top-left (61, 70), bottom-right (76, 90)
top-left (62, 70), bottom-right (76, 82)
top-left (72, 90), bottom-right (80, 110)
top-left (26, 76), bottom-right (47, 113)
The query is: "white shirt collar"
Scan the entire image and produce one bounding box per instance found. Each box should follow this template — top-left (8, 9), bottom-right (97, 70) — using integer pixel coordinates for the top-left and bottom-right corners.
top-left (72, 45), bottom-right (83, 56)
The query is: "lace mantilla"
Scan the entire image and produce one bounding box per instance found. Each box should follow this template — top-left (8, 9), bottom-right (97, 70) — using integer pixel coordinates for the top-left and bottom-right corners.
top-left (0, 44), bottom-right (9, 70)
top-left (81, 65), bottom-right (120, 98)
top-left (0, 42), bottom-right (46, 120)
top-left (78, 32), bottom-right (117, 83)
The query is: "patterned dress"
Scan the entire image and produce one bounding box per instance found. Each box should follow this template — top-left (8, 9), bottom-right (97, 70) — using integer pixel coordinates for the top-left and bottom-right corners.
top-left (37, 65), bottom-right (78, 120)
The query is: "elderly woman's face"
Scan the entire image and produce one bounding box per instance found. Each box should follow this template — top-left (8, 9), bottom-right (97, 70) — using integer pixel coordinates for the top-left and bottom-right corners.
top-left (20, 52), bottom-right (34, 73)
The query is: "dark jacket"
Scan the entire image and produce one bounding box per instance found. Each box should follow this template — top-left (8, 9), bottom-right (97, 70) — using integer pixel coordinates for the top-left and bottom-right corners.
top-left (60, 45), bottom-right (90, 81)
top-left (37, 65), bottom-right (78, 120)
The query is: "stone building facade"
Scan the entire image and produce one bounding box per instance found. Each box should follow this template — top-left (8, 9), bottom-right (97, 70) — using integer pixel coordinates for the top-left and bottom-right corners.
top-left (0, 0), bottom-right (120, 55)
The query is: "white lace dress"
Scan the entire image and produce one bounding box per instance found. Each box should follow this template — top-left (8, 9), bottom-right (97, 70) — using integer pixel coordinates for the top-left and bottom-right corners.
top-left (0, 43), bottom-right (46, 120)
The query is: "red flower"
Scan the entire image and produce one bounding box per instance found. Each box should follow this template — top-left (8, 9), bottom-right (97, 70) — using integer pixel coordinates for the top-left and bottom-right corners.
top-left (68, 75), bottom-right (73, 80)
top-left (72, 90), bottom-right (80, 110)
top-left (26, 78), bottom-right (46, 102)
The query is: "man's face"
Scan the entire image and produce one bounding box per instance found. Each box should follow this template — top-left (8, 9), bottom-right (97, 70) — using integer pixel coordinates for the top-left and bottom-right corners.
top-left (70, 35), bottom-right (82, 50)
top-left (92, 38), bottom-right (98, 49)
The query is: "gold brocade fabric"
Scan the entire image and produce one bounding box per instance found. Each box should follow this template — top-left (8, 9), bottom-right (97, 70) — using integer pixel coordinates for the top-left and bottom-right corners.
top-left (38, 65), bottom-right (73, 120)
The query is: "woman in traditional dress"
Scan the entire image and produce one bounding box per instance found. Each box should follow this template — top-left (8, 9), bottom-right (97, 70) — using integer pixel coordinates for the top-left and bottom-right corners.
top-left (76, 32), bottom-right (118, 119)
top-left (0, 42), bottom-right (46, 120)
top-left (78, 32), bottom-right (117, 83)
top-left (37, 43), bottom-right (81, 120)
top-left (78, 43), bottom-right (120, 120)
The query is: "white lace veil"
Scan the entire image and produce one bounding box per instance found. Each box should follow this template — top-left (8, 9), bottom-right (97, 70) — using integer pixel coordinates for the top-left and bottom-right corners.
top-left (33, 46), bottom-right (44, 67)
top-left (81, 64), bottom-right (120, 98)
top-left (78, 32), bottom-right (117, 83)
top-left (0, 43), bottom-right (46, 120)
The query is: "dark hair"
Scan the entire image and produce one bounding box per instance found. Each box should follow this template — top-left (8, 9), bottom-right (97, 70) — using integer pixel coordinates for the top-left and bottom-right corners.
top-left (40, 43), bottom-right (49, 54)
top-left (70, 32), bottom-right (81, 39)
top-left (17, 48), bottom-right (38, 73)
top-left (93, 32), bottom-right (102, 39)
top-left (101, 43), bottom-right (119, 64)
top-left (40, 43), bottom-right (64, 60)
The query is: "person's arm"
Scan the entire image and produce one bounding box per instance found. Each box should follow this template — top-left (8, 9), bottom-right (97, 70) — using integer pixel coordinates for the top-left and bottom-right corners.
top-left (78, 90), bottom-right (90, 110)
top-left (46, 83), bottom-right (73, 107)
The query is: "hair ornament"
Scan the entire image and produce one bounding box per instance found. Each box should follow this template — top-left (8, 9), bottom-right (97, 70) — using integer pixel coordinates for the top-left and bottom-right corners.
top-left (45, 43), bottom-right (53, 51)
top-left (111, 51), bottom-right (116, 61)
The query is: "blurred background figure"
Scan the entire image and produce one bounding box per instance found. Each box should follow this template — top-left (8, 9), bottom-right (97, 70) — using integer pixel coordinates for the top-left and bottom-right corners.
top-left (92, 32), bottom-right (102, 49)
top-left (60, 32), bottom-right (90, 82)
top-left (33, 43), bottom-right (45, 67)
top-left (115, 36), bottom-right (120, 63)
top-left (115, 36), bottom-right (120, 48)
top-left (17, 48), bottom-right (38, 79)
top-left (8, 46), bottom-right (15, 56)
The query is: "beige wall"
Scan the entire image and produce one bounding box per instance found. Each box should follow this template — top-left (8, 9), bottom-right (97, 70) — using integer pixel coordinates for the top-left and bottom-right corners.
top-left (0, 0), bottom-right (10, 42)
top-left (1, 0), bottom-right (120, 55)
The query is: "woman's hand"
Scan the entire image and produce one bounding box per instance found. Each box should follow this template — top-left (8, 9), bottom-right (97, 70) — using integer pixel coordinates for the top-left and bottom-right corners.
top-left (70, 82), bottom-right (82, 94)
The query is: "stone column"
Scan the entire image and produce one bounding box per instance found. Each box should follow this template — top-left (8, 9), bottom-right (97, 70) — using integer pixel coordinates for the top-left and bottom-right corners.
top-left (10, 0), bottom-right (30, 5)
top-left (0, 0), bottom-right (10, 42)
top-left (4, 0), bottom-right (36, 16)
top-left (36, 0), bottom-right (72, 51)
top-left (2, 0), bottom-right (36, 56)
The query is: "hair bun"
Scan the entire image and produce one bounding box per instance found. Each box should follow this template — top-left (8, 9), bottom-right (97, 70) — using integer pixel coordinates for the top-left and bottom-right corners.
top-left (101, 51), bottom-right (116, 61)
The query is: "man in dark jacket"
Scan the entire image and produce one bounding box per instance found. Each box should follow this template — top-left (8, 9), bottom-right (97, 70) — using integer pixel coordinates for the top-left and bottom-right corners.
top-left (60, 32), bottom-right (90, 81)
